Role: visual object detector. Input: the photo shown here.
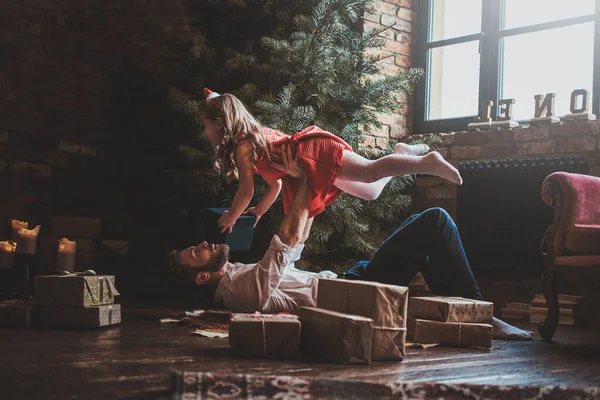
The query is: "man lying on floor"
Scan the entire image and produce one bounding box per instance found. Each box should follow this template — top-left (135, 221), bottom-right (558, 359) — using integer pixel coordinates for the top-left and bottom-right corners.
top-left (166, 145), bottom-right (532, 341)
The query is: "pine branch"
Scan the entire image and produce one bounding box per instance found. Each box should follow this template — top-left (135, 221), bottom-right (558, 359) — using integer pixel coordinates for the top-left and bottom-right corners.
top-left (164, 0), bottom-right (427, 270)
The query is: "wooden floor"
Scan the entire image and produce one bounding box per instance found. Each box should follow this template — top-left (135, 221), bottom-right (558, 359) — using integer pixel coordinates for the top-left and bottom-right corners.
top-left (2, 307), bottom-right (600, 400)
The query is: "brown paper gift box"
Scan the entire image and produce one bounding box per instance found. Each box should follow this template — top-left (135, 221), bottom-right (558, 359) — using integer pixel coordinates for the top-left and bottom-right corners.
top-left (299, 307), bottom-right (373, 364)
top-left (317, 278), bottom-right (408, 361)
top-left (35, 275), bottom-right (119, 307)
top-left (0, 300), bottom-right (35, 327)
top-left (229, 313), bottom-right (300, 359)
top-left (38, 304), bottom-right (121, 328)
top-left (412, 319), bottom-right (493, 348)
top-left (407, 316), bottom-right (416, 339)
top-left (408, 296), bottom-right (494, 323)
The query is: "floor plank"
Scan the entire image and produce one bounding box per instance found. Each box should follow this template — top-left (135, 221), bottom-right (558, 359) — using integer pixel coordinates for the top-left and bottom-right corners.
top-left (1, 307), bottom-right (599, 399)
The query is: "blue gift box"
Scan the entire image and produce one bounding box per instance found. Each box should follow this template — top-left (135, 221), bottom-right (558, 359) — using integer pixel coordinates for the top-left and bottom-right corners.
top-left (207, 208), bottom-right (256, 252)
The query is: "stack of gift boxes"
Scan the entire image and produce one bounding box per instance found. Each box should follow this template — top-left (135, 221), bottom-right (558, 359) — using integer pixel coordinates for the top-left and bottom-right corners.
top-left (0, 217), bottom-right (122, 329)
top-left (0, 273), bottom-right (121, 329)
top-left (229, 278), bottom-right (410, 364)
top-left (35, 272), bottom-right (121, 328)
top-left (407, 296), bottom-right (495, 348)
top-left (228, 280), bottom-right (496, 364)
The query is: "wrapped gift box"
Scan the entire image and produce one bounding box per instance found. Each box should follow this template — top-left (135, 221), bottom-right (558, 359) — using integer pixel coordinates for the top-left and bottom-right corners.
top-left (317, 278), bottom-right (408, 361)
top-left (412, 319), bottom-right (493, 348)
top-left (0, 300), bottom-right (35, 328)
top-left (35, 274), bottom-right (119, 307)
top-left (299, 307), bottom-right (373, 364)
top-left (50, 216), bottom-right (101, 238)
top-left (206, 208), bottom-right (255, 252)
top-left (229, 313), bottom-right (300, 359)
top-left (38, 304), bottom-right (121, 328)
top-left (407, 316), bottom-right (416, 339)
top-left (408, 296), bottom-right (494, 323)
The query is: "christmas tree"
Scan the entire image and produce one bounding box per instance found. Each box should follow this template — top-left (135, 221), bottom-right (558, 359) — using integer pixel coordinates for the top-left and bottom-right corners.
top-left (165, 0), bottom-right (431, 272)
top-left (160, 0), bottom-right (311, 246)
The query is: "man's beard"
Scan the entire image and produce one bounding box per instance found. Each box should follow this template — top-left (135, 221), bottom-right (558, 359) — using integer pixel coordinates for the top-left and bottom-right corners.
top-left (206, 246), bottom-right (230, 272)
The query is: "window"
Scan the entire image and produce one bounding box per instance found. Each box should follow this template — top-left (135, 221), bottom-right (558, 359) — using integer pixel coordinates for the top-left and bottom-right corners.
top-left (414, 0), bottom-right (599, 133)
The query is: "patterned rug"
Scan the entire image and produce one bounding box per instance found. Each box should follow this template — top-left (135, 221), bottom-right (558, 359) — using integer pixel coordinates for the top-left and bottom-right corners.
top-left (171, 371), bottom-right (600, 399)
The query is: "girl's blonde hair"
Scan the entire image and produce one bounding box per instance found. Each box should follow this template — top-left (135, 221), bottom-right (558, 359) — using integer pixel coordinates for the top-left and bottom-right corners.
top-left (201, 94), bottom-right (270, 183)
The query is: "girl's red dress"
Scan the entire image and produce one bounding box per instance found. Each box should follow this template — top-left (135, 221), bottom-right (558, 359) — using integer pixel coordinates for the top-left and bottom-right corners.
top-left (252, 126), bottom-right (353, 218)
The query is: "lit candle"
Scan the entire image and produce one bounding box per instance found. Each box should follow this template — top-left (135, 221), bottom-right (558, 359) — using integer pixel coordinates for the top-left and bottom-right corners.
top-left (16, 225), bottom-right (40, 255)
top-left (0, 240), bottom-right (16, 270)
top-left (57, 238), bottom-right (76, 272)
top-left (11, 220), bottom-right (28, 242)
top-left (15, 225), bottom-right (40, 301)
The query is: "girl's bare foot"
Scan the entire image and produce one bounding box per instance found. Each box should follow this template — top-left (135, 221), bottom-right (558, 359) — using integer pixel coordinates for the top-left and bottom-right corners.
top-left (395, 142), bottom-right (430, 156)
top-left (423, 151), bottom-right (463, 185)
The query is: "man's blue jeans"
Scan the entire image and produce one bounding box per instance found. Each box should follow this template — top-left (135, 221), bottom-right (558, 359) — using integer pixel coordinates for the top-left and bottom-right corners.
top-left (344, 208), bottom-right (482, 300)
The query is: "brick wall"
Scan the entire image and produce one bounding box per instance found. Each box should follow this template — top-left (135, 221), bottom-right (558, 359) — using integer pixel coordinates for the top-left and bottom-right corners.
top-left (0, 1), bottom-right (417, 302)
top-left (0, 0), bottom-right (418, 234)
top-left (411, 121), bottom-right (600, 219)
top-left (363, 0), bottom-right (416, 149)
top-left (0, 0), bottom-right (185, 239)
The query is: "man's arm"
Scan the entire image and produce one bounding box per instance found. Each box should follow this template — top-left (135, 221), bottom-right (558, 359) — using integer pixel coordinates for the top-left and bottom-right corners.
top-left (224, 144), bottom-right (311, 313)
top-left (287, 217), bottom-right (313, 267)
top-left (278, 176), bottom-right (310, 248)
top-left (277, 143), bottom-right (311, 247)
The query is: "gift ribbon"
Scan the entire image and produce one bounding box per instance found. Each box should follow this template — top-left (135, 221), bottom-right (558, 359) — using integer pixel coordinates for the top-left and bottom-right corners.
top-left (436, 298), bottom-right (476, 322)
top-left (462, 299), bottom-right (477, 323)
top-left (251, 312), bottom-right (297, 357)
top-left (445, 297), bottom-right (491, 323)
top-left (373, 326), bottom-right (407, 332)
top-left (424, 297), bottom-right (487, 323)
top-left (104, 277), bottom-right (120, 297)
top-left (107, 305), bottom-right (115, 325)
top-left (343, 283), bottom-right (405, 335)
top-left (252, 312), bottom-right (268, 357)
top-left (261, 319), bottom-right (267, 357)
top-left (57, 270), bottom-right (120, 305)
top-left (58, 270), bottom-right (99, 304)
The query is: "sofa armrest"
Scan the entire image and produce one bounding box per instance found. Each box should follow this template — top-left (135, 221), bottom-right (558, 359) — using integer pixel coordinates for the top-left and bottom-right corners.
top-left (541, 172), bottom-right (600, 257)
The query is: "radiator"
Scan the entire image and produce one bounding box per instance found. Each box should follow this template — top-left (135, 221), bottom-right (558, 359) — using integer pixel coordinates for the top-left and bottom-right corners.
top-left (457, 156), bottom-right (589, 279)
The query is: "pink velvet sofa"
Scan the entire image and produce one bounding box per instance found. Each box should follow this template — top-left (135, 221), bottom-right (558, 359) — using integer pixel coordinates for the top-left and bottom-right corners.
top-left (539, 172), bottom-right (600, 340)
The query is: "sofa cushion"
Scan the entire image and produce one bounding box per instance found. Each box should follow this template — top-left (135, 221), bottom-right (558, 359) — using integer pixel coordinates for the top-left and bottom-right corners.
top-left (565, 224), bottom-right (600, 255)
top-left (555, 255), bottom-right (600, 267)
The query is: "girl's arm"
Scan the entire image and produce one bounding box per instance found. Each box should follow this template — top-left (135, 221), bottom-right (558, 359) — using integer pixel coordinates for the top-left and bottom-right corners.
top-left (245, 178), bottom-right (282, 226)
top-left (217, 141), bottom-right (255, 233)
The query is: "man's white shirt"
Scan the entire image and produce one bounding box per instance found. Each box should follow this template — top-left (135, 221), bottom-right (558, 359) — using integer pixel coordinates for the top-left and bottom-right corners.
top-left (213, 235), bottom-right (337, 313)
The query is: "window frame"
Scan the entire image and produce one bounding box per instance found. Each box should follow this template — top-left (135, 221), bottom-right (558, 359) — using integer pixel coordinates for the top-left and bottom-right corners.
top-left (414, 0), bottom-right (600, 134)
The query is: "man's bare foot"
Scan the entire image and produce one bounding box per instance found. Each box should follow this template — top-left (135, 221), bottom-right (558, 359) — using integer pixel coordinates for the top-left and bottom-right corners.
top-left (422, 151), bottom-right (463, 185)
top-left (491, 317), bottom-right (534, 341)
top-left (395, 142), bottom-right (430, 156)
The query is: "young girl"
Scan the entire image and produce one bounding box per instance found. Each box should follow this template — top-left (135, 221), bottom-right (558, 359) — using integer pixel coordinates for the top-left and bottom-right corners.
top-left (201, 88), bottom-right (462, 234)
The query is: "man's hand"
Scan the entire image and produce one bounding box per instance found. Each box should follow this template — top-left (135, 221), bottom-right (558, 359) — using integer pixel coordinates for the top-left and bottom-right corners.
top-left (217, 210), bottom-right (237, 234)
top-left (273, 144), bottom-right (305, 179)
